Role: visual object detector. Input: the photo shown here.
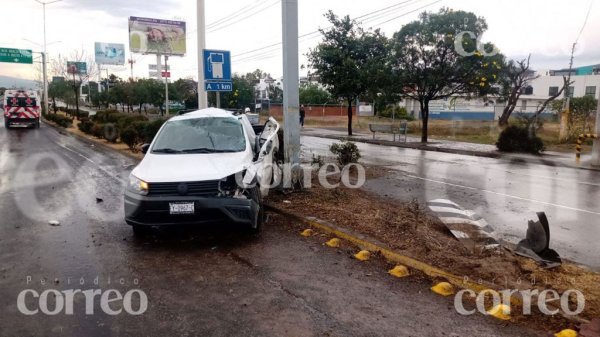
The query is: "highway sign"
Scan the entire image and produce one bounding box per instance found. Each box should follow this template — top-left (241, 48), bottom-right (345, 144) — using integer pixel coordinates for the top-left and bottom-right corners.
top-left (0, 48), bottom-right (33, 64)
top-left (203, 49), bottom-right (231, 81)
top-left (204, 81), bottom-right (232, 92)
top-left (67, 61), bottom-right (87, 75)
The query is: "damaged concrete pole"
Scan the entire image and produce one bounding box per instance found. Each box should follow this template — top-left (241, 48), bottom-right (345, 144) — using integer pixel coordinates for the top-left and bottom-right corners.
top-left (281, 0), bottom-right (302, 187)
top-left (591, 92), bottom-right (600, 166)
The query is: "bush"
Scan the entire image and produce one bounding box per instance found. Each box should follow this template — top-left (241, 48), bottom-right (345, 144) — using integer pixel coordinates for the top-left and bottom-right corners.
top-left (379, 106), bottom-right (414, 120)
top-left (142, 119), bottom-right (166, 143)
top-left (496, 125), bottom-right (545, 154)
top-left (90, 123), bottom-right (105, 139)
top-left (78, 111), bottom-right (89, 118)
top-left (120, 127), bottom-right (140, 150)
top-left (117, 115), bottom-right (148, 132)
top-left (103, 123), bottom-right (119, 143)
top-left (78, 120), bottom-right (94, 134)
top-left (329, 141), bottom-right (361, 165)
top-left (44, 113), bottom-right (73, 128)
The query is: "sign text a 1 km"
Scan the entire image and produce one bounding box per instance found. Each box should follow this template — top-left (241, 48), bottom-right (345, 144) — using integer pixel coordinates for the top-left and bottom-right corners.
top-left (205, 81), bottom-right (232, 92)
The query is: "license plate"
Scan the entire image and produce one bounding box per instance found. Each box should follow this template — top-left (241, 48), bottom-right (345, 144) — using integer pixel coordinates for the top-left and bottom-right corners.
top-left (169, 202), bottom-right (195, 215)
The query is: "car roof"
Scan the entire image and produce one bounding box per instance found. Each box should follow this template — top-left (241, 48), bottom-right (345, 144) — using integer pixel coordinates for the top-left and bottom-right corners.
top-left (168, 108), bottom-right (237, 122)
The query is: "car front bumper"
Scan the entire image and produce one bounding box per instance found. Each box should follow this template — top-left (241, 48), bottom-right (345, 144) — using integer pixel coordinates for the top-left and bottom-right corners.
top-left (124, 190), bottom-right (259, 226)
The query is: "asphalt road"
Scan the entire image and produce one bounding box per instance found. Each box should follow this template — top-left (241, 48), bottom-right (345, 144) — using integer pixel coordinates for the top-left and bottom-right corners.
top-left (0, 122), bottom-right (542, 336)
top-left (301, 135), bottom-right (600, 270)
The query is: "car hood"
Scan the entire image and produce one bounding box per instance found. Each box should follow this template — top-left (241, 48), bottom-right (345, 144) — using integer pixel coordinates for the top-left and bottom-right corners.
top-left (132, 150), bottom-right (253, 183)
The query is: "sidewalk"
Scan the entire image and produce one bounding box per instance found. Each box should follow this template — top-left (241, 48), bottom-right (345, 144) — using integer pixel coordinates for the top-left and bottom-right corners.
top-left (302, 127), bottom-right (600, 172)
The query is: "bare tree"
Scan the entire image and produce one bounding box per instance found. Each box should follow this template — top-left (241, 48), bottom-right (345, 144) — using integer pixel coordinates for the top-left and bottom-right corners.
top-left (497, 55), bottom-right (539, 126)
top-left (50, 50), bottom-right (97, 118)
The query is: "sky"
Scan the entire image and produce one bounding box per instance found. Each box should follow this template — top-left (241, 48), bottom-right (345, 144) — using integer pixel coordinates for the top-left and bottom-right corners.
top-left (0, 0), bottom-right (598, 84)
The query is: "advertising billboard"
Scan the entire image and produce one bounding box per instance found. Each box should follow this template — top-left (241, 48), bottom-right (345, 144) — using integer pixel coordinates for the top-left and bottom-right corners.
top-left (128, 16), bottom-right (186, 56)
top-left (95, 42), bottom-right (125, 65)
top-left (67, 61), bottom-right (87, 75)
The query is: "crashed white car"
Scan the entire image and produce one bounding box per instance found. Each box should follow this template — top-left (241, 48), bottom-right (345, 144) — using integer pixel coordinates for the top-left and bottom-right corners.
top-left (124, 108), bottom-right (280, 235)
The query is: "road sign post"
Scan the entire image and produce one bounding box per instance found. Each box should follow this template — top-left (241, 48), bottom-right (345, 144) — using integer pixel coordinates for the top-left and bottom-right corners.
top-left (203, 49), bottom-right (232, 107)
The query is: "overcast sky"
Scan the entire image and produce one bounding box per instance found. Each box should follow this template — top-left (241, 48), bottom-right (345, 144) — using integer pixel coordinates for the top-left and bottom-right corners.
top-left (0, 0), bottom-right (598, 83)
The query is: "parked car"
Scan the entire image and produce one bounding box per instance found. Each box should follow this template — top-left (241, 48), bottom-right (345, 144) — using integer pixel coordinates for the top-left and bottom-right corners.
top-left (124, 108), bottom-right (281, 235)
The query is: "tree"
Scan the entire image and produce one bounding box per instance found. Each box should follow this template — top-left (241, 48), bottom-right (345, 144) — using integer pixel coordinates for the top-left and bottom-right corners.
top-left (308, 11), bottom-right (389, 135)
top-left (549, 94), bottom-right (596, 137)
top-left (48, 80), bottom-right (69, 113)
top-left (172, 78), bottom-right (198, 109)
top-left (390, 8), bottom-right (504, 142)
top-left (299, 83), bottom-right (333, 105)
top-left (497, 55), bottom-right (539, 126)
top-left (50, 51), bottom-right (96, 118)
top-left (268, 84), bottom-right (283, 103)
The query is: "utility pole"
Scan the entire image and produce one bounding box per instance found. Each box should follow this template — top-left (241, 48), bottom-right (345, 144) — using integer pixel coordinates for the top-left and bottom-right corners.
top-left (197, 0), bottom-right (208, 109)
top-left (164, 55), bottom-right (169, 116)
top-left (34, 0), bottom-right (62, 114)
top-left (281, 0), bottom-right (300, 168)
top-left (592, 94), bottom-right (600, 166)
top-left (128, 58), bottom-right (135, 81)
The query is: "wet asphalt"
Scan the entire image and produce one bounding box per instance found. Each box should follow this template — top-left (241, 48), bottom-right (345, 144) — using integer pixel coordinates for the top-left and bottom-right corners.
top-left (0, 122), bottom-right (543, 336)
top-left (301, 136), bottom-right (600, 270)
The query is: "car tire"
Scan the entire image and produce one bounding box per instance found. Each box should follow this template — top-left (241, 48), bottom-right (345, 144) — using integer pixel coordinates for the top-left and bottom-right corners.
top-left (248, 186), bottom-right (264, 234)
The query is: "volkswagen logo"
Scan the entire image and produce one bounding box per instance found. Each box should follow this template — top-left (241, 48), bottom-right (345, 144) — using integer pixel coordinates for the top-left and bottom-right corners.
top-left (177, 183), bottom-right (189, 195)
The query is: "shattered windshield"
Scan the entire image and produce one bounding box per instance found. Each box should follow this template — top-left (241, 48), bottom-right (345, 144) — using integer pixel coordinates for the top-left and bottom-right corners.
top-left (151, 117), bottom-right (246, 153)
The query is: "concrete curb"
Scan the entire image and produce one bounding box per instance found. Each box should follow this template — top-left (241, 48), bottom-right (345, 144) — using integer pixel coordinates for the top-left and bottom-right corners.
top-left (308, 133), bottom-right (600, 172)
top-left (42, 119), bottom-right (142, 162)
top-left (265, 203), bottom-right (589, 325)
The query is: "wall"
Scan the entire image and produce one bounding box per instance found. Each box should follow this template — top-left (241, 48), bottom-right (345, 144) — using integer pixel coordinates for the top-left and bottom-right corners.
top-left (530, 74), bottom-right (600, 98)
top-left (268, 104), bottom-right (356, 117)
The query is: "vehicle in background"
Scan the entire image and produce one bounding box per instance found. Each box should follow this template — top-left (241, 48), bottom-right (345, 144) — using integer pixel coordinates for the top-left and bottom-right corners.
top-left (124, 108), bottom-right (281, 236)
top-left (162, 101), bottom-right (186, 113)
top-left (3, 89), bottom-right (40, 129)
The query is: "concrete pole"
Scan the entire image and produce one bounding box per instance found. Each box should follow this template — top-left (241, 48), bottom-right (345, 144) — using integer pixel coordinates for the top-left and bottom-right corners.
top-left (591, 94), bottom-right (600, 166)
top-left (216, 92), bottom-right (220, 108)
top-left (197, 0), bottom-right (208, 109)
top-left (41, 52), bottom-right (47, 114)
top-left (164, 55), bottom-right (169, 116)
top-left (281, 0), bottom-right (300, 166)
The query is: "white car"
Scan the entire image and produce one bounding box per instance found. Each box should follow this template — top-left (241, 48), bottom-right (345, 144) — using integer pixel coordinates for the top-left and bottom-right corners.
top-left (124, 108), bottom-right (280, 235)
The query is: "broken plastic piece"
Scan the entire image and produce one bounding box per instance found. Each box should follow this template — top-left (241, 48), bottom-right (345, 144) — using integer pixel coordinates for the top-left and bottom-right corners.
top-left (516, 212), bottom-right (561, 268)
top-left (431, 282), bottom-right (454, 296)
top-left (388, 265), bottom-right (409, 278)
top-left (487, 303), bottom-right (511, 320)
top-left (354, 250), bottom-right (370, 261)
top-left (325, 238), bottom-right (341, 248)
top-left (48, 220), bottom-right (60, 226)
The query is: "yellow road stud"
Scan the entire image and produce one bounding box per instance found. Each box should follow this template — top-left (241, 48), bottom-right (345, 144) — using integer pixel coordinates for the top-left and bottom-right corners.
top-left (431, 282), bottom-right (454, 296)
top-left (300, 229), bottom-right (314, 237)
top-left (325, 238), bottom-right (341, 248)
top-left (354, 250), bottom-right (370, 261)
top-left (554, 329), bottom-right (577, 337)
top-left (487, 303), bottom-right (511, 320)
top-left (388, 265), bottom-right (409, 278)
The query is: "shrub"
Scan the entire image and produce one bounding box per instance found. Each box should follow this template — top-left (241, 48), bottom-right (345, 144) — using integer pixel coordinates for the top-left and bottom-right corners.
top-left (496, 125), bottom-right (545, 154)
top-left (117, 115), bottom-right (148, 132)
top-left (329, 141), bottom-right (361, 165)
top-left (103, 123), bottom-right (119, 143)
top-left (379, 106), bottom-right (414, 120)
top-left (120, 127), bottom-right (140, 150)
top-left (90, 123), bottom-right (105, 138)
top-left (44, 113), bottom-right (73, 128)
top-left (142, 119), bottom-right (166, 142)
top-left (78, 111), bottom-right (89, 118)
top-left (78, 120), bottom-right (94, 134)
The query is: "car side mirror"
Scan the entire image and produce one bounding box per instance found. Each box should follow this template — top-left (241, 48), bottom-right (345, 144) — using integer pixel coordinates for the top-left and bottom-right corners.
top-left (141, 144), bottom-right (150, 154)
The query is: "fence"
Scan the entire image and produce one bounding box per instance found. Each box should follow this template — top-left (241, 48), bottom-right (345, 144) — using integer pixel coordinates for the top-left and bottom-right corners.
top-left (267, 103), bottom-right (356, 117)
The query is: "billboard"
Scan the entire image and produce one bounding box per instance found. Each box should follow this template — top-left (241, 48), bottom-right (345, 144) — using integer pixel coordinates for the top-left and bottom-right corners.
top-left (128, 16), bottom-right (186, 56)
top-left (95, 42), bottom-right (125, 65)
top-left (67, 61), bottom-right (87, 75)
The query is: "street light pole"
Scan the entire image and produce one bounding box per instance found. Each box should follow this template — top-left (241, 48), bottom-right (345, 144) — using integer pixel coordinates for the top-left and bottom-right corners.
top-left (281, 0), bottom-right (300, 168)
top-left (34, 0), bottom-right (61, 114)
top-left (197, 0), bottom-right (208, 109)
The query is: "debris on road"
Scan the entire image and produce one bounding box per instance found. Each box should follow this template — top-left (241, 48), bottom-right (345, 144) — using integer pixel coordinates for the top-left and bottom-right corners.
top-left (354, 250), bottom-right (370, 261)
top-left (514, 212), bottom-right (561, 269)
top-left (48, 220), bottom-right (60, 226)
top-left (96, 197), bottom-right (104, 203)
top-left (426, 199), bottom-right (500, 250)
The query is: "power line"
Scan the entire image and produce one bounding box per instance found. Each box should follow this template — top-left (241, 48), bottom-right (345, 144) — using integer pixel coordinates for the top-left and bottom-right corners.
top-left (207, 0), bottom-right (269, 29)
top-left (373, 0), bottom-right (442, 26)
top-left (208, 0), bottom-right (279, 33)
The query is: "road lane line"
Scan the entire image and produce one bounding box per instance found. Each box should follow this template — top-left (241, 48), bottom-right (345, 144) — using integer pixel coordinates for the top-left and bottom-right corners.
top-left (403, 174), bottom-right (600, 216)
top-left (55, 142), bottom-right (124, 184)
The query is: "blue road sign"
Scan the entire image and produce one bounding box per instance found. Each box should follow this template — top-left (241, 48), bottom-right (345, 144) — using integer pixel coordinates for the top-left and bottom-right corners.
top-left (205, 81), bottom-right (233, 92)
top-left (203, 49), bottom-right (231, 81)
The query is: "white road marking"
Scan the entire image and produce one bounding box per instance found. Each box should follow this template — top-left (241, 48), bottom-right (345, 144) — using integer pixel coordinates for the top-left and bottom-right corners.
top-left (406, 174), bottom-right (600, 216)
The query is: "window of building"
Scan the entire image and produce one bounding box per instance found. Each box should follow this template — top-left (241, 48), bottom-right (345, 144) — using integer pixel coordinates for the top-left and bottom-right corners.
top-left (548, 86), bottom-right (559, 96)
top-left (568, 86), bottom-right (575, 98)
top-left (521, 100), bottom-right (527, 111)
top-left (585, 86), bottom-right (596, 97)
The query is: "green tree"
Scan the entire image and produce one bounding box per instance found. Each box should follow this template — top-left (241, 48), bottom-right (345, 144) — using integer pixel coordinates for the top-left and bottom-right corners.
top-left (172, 78), bottom-right (198, 109)
top-left (268, 84), bottom-right (283, 103)
top-left (308, 11), bottom-right (389, 135)
top-left (48, 80), bottom-right (69, 113)
top-left (390, 8), bottom-right (504, 142)
top-left (299, 83), bottom-right (333, 105)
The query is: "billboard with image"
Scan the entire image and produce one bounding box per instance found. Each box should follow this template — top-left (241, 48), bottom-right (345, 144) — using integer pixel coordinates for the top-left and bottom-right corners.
top-left (128, 16), bottom-right (186, 55)
top-left (67, 61), bottom-right (87, 75)
top-left (95, 42), bottom-right (125, 65)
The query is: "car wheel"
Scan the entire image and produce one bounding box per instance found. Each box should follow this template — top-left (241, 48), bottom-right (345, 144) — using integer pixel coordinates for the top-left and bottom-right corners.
top-left (248, 186), bottom-right (264, 234)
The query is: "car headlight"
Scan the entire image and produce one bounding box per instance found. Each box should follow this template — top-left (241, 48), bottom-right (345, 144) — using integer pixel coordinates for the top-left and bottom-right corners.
top-left (128, 174), bottom-right (149, 195)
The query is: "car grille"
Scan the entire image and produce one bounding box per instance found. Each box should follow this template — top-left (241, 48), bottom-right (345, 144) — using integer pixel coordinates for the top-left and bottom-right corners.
top-left (148, 180), bottom-right (220, 197)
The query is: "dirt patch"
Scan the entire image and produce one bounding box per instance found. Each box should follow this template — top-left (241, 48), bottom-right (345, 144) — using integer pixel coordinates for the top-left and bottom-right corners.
top-left (267, 170), bottom-right (600, 327)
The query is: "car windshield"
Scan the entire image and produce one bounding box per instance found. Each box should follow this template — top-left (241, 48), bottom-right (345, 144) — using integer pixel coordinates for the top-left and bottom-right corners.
top-left (151, 117), bottom-right (246, 154)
